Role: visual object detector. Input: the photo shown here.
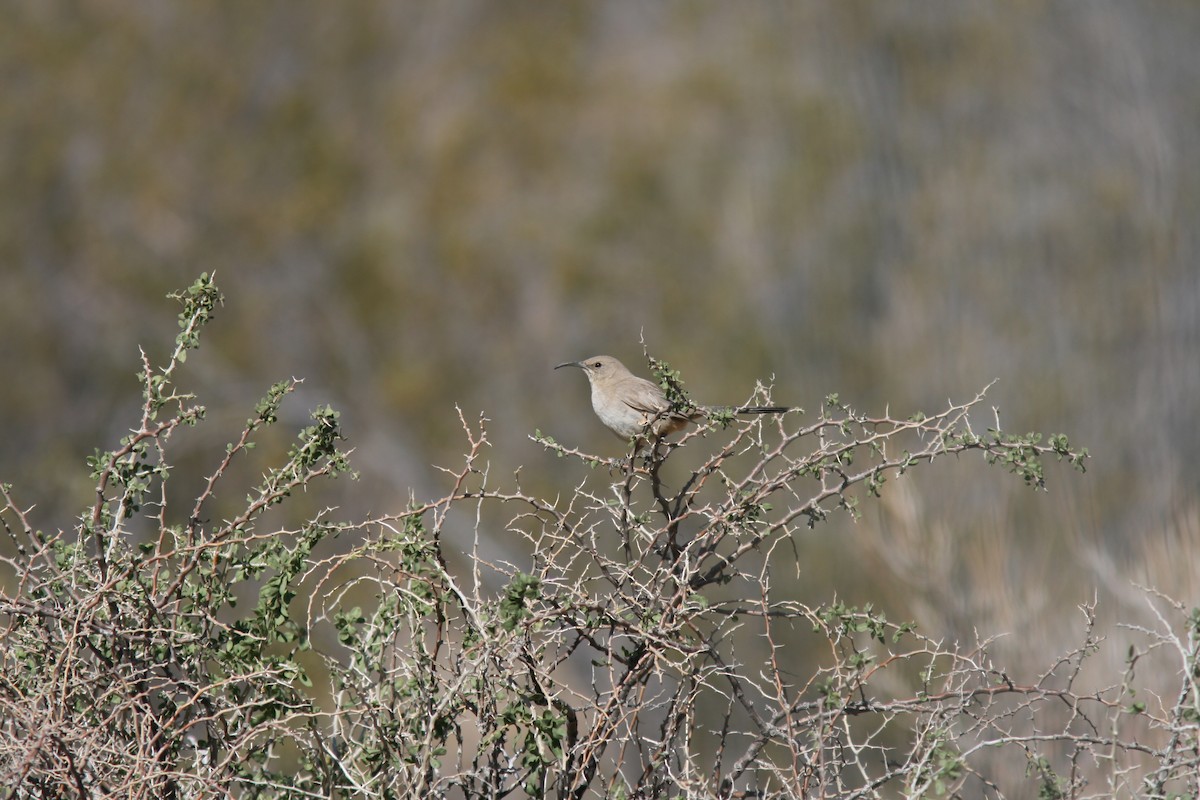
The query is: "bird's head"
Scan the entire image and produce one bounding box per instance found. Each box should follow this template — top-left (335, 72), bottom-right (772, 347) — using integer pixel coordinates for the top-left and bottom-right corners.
top-left (554, 355), bottom-right (626, 386)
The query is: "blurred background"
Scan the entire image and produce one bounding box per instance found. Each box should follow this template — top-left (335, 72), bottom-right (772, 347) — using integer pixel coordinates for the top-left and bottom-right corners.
top-left (1, 1), bottom-right (1197, 673)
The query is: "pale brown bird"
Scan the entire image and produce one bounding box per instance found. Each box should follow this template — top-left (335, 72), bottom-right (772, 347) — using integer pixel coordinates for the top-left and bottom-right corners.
top-left (555, 355), bottom-right (791, 449)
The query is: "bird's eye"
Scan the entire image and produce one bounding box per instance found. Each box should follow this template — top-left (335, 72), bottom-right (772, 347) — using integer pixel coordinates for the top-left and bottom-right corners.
top-left (592, 361), bottom-right (602, 369)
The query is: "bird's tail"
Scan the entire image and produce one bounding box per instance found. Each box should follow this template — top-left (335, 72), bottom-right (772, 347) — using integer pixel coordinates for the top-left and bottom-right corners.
top-left (734, 406), bottom-right (793, 415)
top-left (699, 405), bottom-right (794, 416)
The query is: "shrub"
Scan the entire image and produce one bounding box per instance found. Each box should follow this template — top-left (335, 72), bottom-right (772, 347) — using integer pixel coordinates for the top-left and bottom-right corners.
top-left (1, 275), bottom-right (1195, 799)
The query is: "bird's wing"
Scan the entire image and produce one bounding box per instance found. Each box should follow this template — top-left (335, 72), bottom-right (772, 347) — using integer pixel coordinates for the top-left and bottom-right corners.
top-left (621, 378), bottom-right (671, 415)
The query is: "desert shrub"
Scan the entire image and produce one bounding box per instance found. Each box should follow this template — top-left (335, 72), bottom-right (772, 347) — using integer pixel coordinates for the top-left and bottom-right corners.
top-left (2, 275), bottom-right (1195, 799)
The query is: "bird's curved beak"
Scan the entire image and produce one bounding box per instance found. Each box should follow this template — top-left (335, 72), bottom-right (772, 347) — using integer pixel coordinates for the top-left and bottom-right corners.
top-left (555, 360), bottom-right (583, 370)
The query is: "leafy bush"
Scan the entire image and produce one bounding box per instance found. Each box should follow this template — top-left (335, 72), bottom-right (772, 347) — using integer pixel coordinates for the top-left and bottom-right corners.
top-left (1, 276), bottom-right (1195, 799)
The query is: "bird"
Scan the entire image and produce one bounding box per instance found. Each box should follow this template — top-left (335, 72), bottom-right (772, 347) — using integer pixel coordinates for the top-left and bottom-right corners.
top-left (555, 355), bottom-right (791, 450)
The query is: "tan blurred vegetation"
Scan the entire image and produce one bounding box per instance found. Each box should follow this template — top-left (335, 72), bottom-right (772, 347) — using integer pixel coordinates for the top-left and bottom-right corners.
top-left (1, 0), bottom-right (1197, 681)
